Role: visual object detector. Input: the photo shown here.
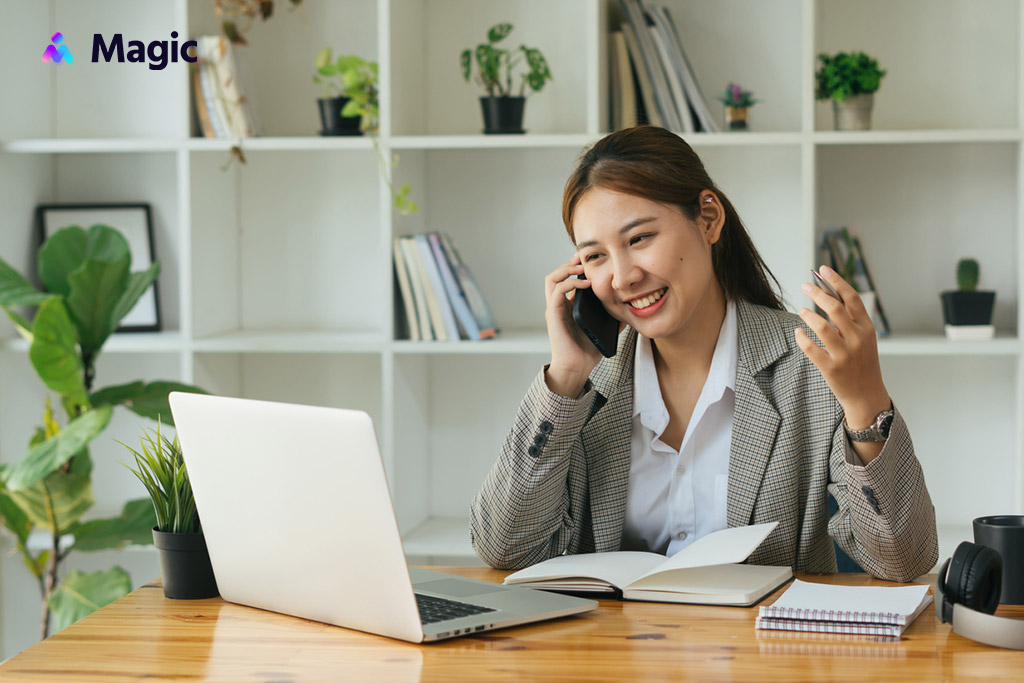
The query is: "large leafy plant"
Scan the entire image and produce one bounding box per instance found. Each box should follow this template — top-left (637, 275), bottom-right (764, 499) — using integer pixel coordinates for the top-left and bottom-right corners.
top-left (0, 224), bottom-right (205, 639)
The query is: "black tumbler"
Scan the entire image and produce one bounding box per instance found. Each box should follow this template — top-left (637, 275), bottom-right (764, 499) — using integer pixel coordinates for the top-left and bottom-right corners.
top-left (974, 515), bottom-right (1024, 605)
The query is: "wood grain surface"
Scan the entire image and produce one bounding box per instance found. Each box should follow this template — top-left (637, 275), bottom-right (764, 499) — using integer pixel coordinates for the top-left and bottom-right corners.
top-left (1, 568), bottom-right (1022, 682)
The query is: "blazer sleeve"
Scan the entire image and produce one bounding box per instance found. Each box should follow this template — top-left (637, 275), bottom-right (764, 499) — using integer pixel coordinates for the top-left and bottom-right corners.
top-left (826, 402), bottom-right (939, 582)
top-left (469, 367), bottom-right (601, 569)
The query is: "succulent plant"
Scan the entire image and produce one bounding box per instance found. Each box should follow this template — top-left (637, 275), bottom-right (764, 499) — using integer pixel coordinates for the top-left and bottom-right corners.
top-left (957, 258), bottom-right (980, 292)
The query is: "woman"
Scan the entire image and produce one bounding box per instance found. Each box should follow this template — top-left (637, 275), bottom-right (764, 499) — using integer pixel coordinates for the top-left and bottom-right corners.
top-left (469, 126), bottom-right (937, 582)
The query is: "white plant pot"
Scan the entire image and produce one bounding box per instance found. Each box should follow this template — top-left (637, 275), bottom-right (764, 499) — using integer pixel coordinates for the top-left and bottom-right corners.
top-left (832, 93), bottom-right (874, 130)
top-left (858, 291), bottom-right (882, 336)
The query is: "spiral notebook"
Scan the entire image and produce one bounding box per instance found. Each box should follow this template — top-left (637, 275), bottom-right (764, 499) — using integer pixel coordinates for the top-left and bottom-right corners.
top-left (755, 579), bottom-right (932, 637)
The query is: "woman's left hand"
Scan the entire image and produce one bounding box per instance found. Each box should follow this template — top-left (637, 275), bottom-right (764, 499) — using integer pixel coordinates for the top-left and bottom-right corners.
top-left (794, 265), bottom-right (891, 435)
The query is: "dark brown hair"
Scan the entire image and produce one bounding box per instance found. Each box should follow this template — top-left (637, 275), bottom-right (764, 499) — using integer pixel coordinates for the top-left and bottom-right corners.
top-left (562, 125), bottom-right (784, 310)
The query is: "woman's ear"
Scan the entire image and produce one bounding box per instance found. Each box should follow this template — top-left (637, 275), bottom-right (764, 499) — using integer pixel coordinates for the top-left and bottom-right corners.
top-left (698, 191), bottom-right (725, 245)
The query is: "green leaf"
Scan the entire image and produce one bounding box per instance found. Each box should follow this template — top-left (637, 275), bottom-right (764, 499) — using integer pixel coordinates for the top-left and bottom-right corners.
top-left (0, 485), bottom-right (33, 547)
top-left (109, 262), bottom-right (160, 329)
top-left (488, 23), bottom-right (513, 44)
top-left (66, 498), bottom-right (157, 552)
top-left (28, 298), bottom-right (87, 406)
top-left (111, 381), bottom-right (207, 425)
top-left (47, 567), bottom-right (132, 633)
top-left (7, 470), bottom-right (94, 534)
top-left (314, 46), bottom-right (332, 70)
top-left (0, 256), bottom-right (49, 308)
top-left (2, 406), bottom-right (112, 491)
top-left (37, 225), bottom-right (89, 297)
top-left (65, 255), bottom-right (130, 357)
top-left (88, 380), bottom-right (145, 407)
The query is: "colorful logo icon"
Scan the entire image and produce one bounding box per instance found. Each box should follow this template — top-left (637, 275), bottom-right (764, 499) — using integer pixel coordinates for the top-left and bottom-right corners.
top-left (42, 33), bottom-right (73, 63)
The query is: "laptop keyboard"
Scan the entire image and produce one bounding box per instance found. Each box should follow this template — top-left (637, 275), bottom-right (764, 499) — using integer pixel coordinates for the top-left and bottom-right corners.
top-left (415, 593), bottom-right (496, 625)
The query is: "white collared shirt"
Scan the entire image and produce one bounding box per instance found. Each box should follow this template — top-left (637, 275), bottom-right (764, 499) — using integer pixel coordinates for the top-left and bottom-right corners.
top-left (621, 299), bottom-right (738, 556)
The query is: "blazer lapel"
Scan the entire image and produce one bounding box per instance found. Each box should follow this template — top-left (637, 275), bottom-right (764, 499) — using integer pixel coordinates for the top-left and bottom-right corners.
top-left (727, 301), bottom-right (787, 528)
top-left (583, 329), bottom-right (637, 552)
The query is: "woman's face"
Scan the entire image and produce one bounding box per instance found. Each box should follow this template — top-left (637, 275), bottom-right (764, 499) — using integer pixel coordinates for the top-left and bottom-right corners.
top-left (573, 187), bottom-right (724, 342)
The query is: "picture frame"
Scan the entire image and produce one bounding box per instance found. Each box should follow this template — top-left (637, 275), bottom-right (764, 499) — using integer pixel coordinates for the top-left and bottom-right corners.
top-left (35, 203), bottom-right (161, 332)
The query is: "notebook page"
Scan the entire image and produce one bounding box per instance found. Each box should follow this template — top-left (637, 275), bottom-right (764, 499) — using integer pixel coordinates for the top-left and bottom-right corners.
top-left (634, 522), bottom-right (779, 581)
top-left (760, 579), bottom-right (931, 624)
top-left (504, 551), bottom-right (665, 589)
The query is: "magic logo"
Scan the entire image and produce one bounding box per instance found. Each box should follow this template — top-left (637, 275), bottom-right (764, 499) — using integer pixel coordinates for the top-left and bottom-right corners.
top-left (42, 32), bottom-right (198, 70)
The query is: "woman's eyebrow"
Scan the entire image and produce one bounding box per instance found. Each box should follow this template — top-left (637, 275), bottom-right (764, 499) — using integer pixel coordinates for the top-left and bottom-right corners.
top-left (575, 216), bottom-right (657, 249)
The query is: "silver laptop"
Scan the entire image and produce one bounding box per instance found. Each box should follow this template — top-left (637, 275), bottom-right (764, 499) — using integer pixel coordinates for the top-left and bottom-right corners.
top-left (168, 392), bottom-right (596, 643)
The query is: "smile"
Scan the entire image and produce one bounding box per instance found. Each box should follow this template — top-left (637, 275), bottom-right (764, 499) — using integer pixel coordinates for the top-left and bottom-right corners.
top-left (627, 288), bottom-right (666, 310)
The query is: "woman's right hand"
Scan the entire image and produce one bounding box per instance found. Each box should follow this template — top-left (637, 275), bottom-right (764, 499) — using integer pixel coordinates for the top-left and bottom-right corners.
top-left (543, 253), bottom-right (607, 398)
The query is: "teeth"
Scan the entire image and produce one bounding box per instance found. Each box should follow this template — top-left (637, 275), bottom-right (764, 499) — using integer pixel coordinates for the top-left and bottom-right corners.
top-left (629, 289), bottom-right (665, 309)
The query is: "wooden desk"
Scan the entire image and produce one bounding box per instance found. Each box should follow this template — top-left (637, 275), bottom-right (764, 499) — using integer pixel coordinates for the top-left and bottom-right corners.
top-left (1, 568), bottom-right (1022, 682)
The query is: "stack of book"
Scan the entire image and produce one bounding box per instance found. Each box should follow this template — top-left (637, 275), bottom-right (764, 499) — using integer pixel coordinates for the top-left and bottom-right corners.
top-left (820, 227), bottom-right (891, 337)
top-left (192, 35), bottom-right (256, 138)
top-left (393, 233), bottom-right (498, 342)
top-left (610, 0), bottom-right (718, 133)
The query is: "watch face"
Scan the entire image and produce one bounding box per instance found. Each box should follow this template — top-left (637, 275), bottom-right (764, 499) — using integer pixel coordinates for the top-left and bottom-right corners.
top-left (878, 412), bottom-right (895, 438)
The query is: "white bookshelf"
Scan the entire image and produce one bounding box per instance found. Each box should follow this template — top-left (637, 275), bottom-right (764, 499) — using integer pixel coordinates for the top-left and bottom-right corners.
top-left (2, 0), bottom-right (1024, 658)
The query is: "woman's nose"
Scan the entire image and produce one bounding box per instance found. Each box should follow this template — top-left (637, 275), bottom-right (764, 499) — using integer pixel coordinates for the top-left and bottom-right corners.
top-left (610, 257), bottom-right (642, 291)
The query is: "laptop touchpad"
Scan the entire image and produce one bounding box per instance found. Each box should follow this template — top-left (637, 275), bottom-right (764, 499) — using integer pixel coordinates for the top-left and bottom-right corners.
top-left (417, 578), bottom-right (507, 598)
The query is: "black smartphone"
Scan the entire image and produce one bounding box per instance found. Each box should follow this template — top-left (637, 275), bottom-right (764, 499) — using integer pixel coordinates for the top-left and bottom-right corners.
top-left (571, 274), bottom-right (618, 358)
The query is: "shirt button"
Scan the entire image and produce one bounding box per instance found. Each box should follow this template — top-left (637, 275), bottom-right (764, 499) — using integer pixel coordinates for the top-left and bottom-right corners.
top-left (675, 530), bottom-right (688, 541)
top-left (676, 465), bottom-right (685, 476)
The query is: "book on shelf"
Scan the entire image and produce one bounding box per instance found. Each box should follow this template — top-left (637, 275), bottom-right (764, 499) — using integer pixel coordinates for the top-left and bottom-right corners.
top-left (609, 31), bottom-right (639, 130)
top-left (646, 21), bottom-right (694, 133)
top-left (398, 236), bottom-right (435, 341)
top-left (410, 235), bottom-right (454, 341)
top-left (392, 233), bottom-right (498, 341)
top-left (194, 35), bottom-right (255, 139)
top-left (650, 4), bottom-right (719, 132)
top-left (437, 233), bottom-right (498, 338)
top-left (428, 233), bottom-right (483, 341)
top-left (392, 238), bottom-right (420, 341)
top-left (619, 22), bottom-right (662, 127)
top-left (756, 579), bottom-right (932, 637)
top-left (822, 228), bottom-right (891, 337)
top-left (191, 67), bottom-right (216, 138)
top-left (619, 0), bottom-right (680, 130)
top-left (504, 522), bottom-right (792, 606)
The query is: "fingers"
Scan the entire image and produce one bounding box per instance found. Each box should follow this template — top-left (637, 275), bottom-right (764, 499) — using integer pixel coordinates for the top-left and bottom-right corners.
top-left (545, 253), bottom-right (584, 298)
top-left (797, 306), bottom-right (843, 358)
top-left (817, 265), bottom-right (874, 327)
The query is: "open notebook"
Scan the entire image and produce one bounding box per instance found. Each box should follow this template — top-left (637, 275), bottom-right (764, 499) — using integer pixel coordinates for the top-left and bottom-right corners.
top-left (756, 579), bottom-right (933, 637)
top-left (504, 523), bottom-right (792, 606)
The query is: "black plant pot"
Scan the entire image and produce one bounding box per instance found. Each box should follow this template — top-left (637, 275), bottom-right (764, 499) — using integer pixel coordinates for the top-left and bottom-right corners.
top-left (940, 290), bottom-right (996, 326)
top-left (480, 96), bottom-right (526, 134)
top-left (317, 96), bottom-right (363, 136)
top-left (153, 528), bottom-right (219, 599)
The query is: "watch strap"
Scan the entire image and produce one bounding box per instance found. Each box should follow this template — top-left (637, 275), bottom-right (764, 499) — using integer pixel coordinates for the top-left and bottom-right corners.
top-left (844, 409), bottom-right (894, 442)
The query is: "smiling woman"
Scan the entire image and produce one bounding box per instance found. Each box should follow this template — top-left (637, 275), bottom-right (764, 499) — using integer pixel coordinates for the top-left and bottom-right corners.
top-left (469, 125), bottom-right (939, 583)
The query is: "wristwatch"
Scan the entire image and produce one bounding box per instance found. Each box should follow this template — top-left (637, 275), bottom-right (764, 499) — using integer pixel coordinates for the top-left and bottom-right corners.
top-left (844, 408), bottom-right (894, 442)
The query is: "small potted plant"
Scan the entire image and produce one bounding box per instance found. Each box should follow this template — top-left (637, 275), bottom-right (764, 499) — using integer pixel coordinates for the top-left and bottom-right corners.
top-left (717, 82), bottom-right (758, 130)
top-left (941, 258), bottom-right (996, 340)
top-left (460, 23), bottom-right (552, 134)
top-left (121, 421), bottom-right (218, 599)
top-left (815, 51), bottom-right (886, 130)
top-left (313, 49), bottom-right (377, 135)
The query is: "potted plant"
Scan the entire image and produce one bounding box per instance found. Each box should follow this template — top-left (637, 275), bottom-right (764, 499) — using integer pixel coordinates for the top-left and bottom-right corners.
top-left (0, 224), bottom-right (206, 636)
top-left (121, 421), bottom-right (218, 599)
top-left (941, 258), bottom-right (996, 340)
top-left (460, 23), bottom-right (552, 134)
top-left (716, 82), bottom-right (758, 130)
top-left (815, 51), bottom-right (886, 130)
top-left (313, 49), bottom-right (373, 135)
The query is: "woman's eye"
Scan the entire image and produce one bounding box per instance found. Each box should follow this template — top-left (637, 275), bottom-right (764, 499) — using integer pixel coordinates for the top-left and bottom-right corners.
top-left (629, 234), bottom-right (650, 246)
top-left (583, 253), bottom-right (602, 263)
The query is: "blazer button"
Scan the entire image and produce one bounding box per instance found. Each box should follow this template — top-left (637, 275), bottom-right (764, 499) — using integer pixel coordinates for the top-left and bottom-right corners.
top-left (528, 445), bottom-right (540, 458)
top-left (534, 433), bottom-right (547, 446)
top-left (539, 421), bottom-right (553, 434)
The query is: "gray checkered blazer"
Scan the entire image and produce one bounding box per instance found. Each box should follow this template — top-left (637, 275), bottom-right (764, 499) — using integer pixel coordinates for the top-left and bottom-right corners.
top-left (470, 299), bottom-right (938, 582)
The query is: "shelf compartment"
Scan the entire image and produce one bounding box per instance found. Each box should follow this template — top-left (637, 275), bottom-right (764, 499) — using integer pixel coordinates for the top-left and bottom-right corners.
top-left (402, 517), bottom-right (480, 565)
top-left (190, 149), bottom-right (385, 338)
top-left (817, 143), bottom-right (1019, 337)
top-left (815, 0), bottom-right (1019, 131)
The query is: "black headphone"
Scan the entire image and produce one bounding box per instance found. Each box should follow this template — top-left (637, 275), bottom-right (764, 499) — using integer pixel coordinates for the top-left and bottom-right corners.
top-left (935, 541), bottom-right (1024, 650)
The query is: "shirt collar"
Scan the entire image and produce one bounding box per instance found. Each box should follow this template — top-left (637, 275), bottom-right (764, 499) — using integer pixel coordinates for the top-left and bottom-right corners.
top-left (632, 299), bottom-right (738, 428)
